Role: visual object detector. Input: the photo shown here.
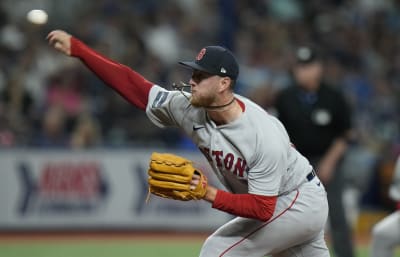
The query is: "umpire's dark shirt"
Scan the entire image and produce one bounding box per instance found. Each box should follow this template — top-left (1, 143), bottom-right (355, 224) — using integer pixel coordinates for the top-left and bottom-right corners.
top-left (275, 82), bottom-right (351, 158)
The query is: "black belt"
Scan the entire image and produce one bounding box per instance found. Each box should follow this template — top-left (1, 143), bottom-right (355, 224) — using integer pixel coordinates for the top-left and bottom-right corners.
top-left (306, 169), bottom-right (317, 182)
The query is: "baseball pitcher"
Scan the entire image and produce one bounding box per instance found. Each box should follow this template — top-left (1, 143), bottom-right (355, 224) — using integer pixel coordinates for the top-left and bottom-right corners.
top-left (47, 30), bottom-right (330, 257)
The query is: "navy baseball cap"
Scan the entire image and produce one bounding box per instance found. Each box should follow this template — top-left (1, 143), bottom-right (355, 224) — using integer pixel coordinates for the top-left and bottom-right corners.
top-left (179, 46), bottom-right (239, 80)
top-left (295, 46), bottom-right (320, 64)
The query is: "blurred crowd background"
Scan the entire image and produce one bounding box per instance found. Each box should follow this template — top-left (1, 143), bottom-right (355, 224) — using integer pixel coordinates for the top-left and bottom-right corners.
top-left (0, 0), bottom-right (399, 213)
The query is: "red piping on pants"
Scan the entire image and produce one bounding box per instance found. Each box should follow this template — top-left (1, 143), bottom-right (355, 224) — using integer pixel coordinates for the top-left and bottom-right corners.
top-left (219, 190), bottom-right (300, 257)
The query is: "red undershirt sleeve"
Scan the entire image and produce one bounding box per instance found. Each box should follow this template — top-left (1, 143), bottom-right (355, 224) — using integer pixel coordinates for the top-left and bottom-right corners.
top-left (70, 37), bottom-right (152, 110)
top-left (212, 190), bottom-right (277, 222)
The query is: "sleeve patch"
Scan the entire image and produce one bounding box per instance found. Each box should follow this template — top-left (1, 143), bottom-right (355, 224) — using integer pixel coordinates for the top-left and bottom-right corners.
top-left (152, 91), bottom-right (169, 108)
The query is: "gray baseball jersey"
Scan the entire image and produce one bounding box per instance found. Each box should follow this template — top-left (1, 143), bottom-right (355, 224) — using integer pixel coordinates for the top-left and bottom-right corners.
top-left (146, 85), bottom-right (330, 257)
top-left (147, 85), bottom-right (312, 195)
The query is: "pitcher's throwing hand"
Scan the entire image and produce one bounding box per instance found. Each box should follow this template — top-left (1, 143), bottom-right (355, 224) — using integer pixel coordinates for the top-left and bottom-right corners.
top-left (47, 30), bottom-right (72, 56)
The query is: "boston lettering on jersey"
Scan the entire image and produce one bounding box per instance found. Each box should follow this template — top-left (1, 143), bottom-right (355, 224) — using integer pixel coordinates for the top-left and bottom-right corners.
top-left (199, 147), bottom-right (248, 177)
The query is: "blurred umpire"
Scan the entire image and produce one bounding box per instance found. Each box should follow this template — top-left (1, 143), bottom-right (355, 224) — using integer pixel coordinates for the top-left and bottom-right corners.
top-left (275, 46), bottom-right (355, 257)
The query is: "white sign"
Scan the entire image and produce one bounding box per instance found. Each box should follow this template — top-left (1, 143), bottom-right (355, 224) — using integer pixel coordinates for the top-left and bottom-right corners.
top-left (0, 149), bottom-right (230, 231)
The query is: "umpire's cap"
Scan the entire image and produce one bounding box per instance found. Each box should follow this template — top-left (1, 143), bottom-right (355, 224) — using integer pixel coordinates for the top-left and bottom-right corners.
top-left (179, 46), bottom-right (239, 80)
top-left (295, 46), bottom-right (321, 64)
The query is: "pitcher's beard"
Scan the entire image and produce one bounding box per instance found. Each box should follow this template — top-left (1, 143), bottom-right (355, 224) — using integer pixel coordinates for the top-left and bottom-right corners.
top-left (190, 95), bottom-right (215, 108)
top-left (190, 94), bottom-right (236, 112)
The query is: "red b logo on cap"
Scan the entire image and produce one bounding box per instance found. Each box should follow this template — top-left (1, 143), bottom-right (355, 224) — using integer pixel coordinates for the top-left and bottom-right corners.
top-left (196, 48), bottom-right (206, 61)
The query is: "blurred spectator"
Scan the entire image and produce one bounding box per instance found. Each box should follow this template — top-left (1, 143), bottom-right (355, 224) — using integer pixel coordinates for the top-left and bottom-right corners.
top-left (30, 104), bottom-right (69, 148)
top-left (44, 67), bottom-right (85, 117)
top-left (274, 46), bottom-right (355, 257)
top-left (0, 74), bottom-right (34, 146)
top-left (1, 77), bottom-right (33, 116)
top-left (70, 113), bottom-right (102, 149)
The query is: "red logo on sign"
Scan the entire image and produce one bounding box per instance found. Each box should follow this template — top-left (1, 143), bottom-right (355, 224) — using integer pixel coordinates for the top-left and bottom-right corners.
top-left (196, 48), bottom-right (206, 60)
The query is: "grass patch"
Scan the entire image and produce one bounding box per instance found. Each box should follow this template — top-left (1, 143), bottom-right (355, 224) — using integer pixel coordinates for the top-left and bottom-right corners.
top-left (1, 239), bottom-right (400, 257)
